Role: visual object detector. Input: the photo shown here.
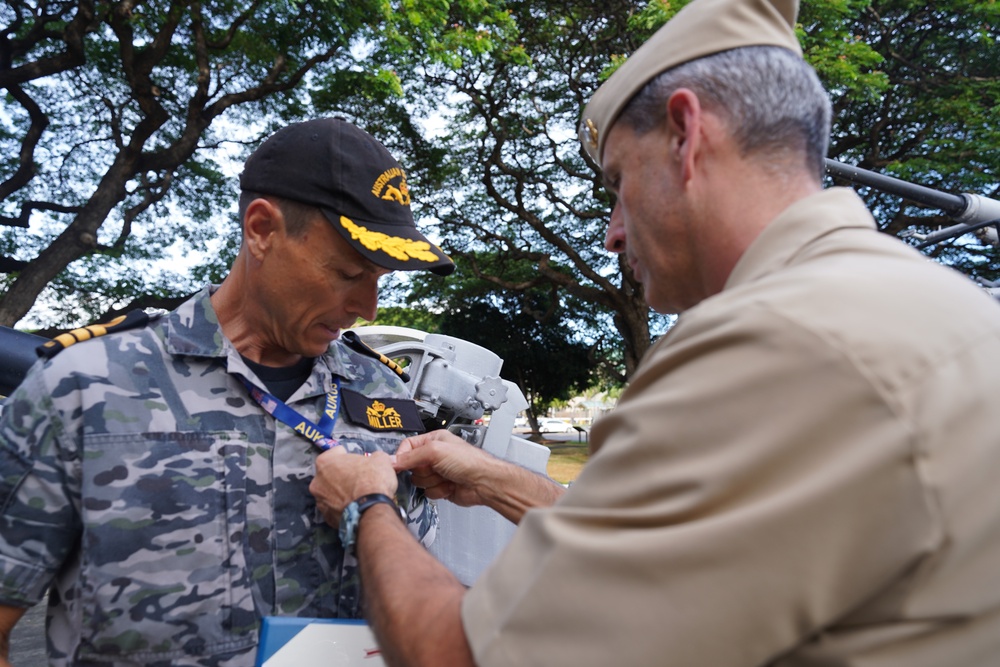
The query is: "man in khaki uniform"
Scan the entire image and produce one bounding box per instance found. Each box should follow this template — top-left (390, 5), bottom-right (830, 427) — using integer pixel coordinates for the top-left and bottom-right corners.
top-left (308, 0), bottom-right (1000, 664)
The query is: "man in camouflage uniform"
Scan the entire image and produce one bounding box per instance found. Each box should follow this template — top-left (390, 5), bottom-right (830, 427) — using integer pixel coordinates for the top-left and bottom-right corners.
top-left (0, 117), bottom-right (455, 666)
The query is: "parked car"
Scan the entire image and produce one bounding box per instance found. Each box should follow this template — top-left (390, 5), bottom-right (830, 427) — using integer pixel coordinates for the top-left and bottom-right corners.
top-left (538, 418), bottom-right (575, 433)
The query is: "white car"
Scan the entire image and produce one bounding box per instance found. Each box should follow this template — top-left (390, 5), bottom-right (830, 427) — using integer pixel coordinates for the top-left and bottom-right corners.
top-left (538, 418), bottom-right (575, 433)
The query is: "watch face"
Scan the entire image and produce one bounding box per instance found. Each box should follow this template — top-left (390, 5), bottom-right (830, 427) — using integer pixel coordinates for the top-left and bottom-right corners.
top-left (339, 501), bottom-right (361, 548)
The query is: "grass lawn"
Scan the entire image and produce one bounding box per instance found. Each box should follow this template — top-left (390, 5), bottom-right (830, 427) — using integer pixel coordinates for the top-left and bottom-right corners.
top-left (543, 438), bottom-right (590, 484)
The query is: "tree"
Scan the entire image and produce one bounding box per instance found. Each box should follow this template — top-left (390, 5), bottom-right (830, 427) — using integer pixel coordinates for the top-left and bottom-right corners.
top-left (418, 0), bottom-right (668, 380)
top-left (3, 0), bottom-right (997, 373)
top-left (413, 0), bottom-right (1000, 384)
top-left (0, 0), bottom-right (383, 326)
top-left (367, 303), bottom-right (443, 335)
top-left (435, 291), bottom-right (593, 433)
top-left (381, 263), bottom-right (595, 430)
top-left (808, 0), bottom-right (1000, 284)
top-left (0, 0), bottom-right (518, 329)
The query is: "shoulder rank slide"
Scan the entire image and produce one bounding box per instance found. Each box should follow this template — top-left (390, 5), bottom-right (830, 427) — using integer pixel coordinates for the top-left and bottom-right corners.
top-left (341, 330), bottom-right (411, 383)
top-left (36, 309), bottom-right (156, 359)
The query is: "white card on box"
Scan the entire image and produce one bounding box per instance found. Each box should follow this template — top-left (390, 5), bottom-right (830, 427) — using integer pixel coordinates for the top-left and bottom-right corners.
top-left (255, 617), bottom-right (385, 667)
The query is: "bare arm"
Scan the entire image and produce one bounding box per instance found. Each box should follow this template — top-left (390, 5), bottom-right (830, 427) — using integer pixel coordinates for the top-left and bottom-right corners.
top-left (309, 449), bottom-right (474, 667)
top-left (357, 504), bottom-right (474, 667)
top-left (394, 429), bottom-right (566, 524)
top-left (0, 604), bottom-right (26, 666)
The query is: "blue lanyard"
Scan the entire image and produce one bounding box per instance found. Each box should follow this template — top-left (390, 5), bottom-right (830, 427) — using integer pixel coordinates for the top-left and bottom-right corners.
top-left (240, 376), bottom-right (341, 451)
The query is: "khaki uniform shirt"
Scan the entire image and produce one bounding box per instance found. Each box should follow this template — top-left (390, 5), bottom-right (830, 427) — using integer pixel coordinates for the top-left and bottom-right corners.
top-left (462, 188), bottom-right (1000, 666)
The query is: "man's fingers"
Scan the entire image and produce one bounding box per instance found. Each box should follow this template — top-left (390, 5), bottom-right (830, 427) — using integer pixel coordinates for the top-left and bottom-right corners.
top-left (315, 445), bottom-right (348, 470)
top-left (310, 447), bottom-right (398, 522)
top-left (394, 440), bottom-right (438, 472)
top-left (398, 431), bottom-right (437, 452)
top-left (395, 438), bottom-right (414, 459)
top-left (410, 468), bottom-right (446, 488)
top-left (423, 481), bottom-right (456, 501)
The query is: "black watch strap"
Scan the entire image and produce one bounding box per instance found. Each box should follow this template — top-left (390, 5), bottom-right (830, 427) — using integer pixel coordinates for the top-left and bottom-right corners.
top-left (339, 493), bottom-right (406, 549)
top-left (355, 493), bottom-right (399, 516)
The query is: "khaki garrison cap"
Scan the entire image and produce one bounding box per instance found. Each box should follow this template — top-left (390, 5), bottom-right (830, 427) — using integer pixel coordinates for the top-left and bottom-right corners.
top-left (580, 0), bottom-right (802, 167)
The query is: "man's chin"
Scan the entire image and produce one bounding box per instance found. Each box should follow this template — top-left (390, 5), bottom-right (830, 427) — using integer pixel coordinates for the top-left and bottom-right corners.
top-left (306, 327), bottom-right (341, 354)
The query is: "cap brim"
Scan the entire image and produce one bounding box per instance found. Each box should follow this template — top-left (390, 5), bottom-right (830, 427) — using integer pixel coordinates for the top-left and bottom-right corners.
top-left (322, 210), bottom-right (456, 276)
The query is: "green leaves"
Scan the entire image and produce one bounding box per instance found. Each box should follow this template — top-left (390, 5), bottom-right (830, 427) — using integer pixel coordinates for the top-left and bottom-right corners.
top-left (801, 0), bottom-right (888, 103)
top-left (377, 0), bottom-right (523, 70)
top-left (820, 0), bottom-right (1000, 273)
top-left (2, 0), bottom-right (998, 340)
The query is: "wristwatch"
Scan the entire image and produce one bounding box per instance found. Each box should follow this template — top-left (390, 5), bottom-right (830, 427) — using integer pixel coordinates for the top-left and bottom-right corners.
top-left (339, 493), bottom-right (407, 549)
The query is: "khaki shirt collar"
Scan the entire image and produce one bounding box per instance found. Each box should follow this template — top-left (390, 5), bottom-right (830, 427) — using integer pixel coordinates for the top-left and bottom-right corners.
top-left (725, 187), bottom-right (876, 291)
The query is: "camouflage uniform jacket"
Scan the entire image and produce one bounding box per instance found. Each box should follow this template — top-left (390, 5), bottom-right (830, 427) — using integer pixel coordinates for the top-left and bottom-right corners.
top-left (0, 286), bottom-right (436, 666)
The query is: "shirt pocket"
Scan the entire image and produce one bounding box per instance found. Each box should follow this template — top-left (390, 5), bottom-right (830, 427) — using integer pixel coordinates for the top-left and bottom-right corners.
top-left (77, 431), bottom-right (254, 662)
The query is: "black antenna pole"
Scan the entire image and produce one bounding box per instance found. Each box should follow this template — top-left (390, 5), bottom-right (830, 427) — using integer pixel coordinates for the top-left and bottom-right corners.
top-left (824, 159), bottom-right (1000, 248)
top-left (824, 159), bottom-right (967, 215)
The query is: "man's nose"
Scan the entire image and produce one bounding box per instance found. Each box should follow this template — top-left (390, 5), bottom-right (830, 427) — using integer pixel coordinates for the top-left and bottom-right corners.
top-left (604, 204), bottom-right (626, 253)
top-left (348, 278), bottom-right (379, 322)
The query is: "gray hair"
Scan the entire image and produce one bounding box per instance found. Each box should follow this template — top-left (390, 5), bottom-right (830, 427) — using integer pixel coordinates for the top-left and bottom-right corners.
top-left (618, 45), bottom-right (832, 178)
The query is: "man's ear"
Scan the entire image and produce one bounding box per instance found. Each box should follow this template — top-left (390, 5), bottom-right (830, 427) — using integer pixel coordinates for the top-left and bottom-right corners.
top-left (243, 198), bottom-right (283, 260)
top-left (665, 88), bottom-right (703, 183)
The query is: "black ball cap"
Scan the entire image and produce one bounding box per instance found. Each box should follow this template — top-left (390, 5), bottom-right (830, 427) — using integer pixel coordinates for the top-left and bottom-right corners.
top-left (239, 117), bottom-right (455, 276)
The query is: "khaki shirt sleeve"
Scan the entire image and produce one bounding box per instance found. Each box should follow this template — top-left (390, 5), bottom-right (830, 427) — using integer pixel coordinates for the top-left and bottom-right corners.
top-left (462, 300), bottom-right (940, 667)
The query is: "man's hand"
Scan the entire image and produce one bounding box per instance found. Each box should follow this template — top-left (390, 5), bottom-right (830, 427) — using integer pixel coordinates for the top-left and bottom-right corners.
top-left (394, 429), bottom-right (498, 508)
top-left (311, 440), bottom-right (476, 666)
top-left (309, 448), bottom-right (398, 527)
top-left (395, 429), bottom-right (565, 524)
